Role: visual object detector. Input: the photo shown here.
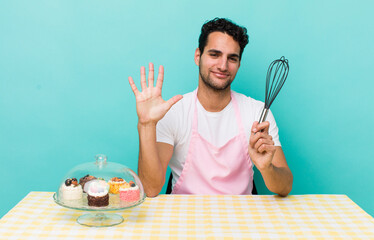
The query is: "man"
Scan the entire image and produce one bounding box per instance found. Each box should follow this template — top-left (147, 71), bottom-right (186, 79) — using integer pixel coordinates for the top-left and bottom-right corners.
top-left (128, 18), bottom-right (293, 197)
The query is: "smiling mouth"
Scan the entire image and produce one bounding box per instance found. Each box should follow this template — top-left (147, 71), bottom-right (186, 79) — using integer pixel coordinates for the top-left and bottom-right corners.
top-left (212, 71), bottom-right (229, 78)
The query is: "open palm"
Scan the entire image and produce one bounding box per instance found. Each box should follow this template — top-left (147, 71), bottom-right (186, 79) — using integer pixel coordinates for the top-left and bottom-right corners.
top-left (128, 63), bottom-right (182, 124)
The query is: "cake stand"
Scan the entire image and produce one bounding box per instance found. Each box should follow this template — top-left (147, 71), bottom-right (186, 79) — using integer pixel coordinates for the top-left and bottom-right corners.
top-left (53, 192), bottom-right (145, 227)
top-left (53, 154), bottom-right (146, 227)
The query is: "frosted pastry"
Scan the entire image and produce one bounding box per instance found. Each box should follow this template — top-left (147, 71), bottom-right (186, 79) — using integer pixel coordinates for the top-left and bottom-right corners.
top-left (86, 179), bottom-right (109, 207)
top-left (119, 181), bottom-right (140, 203)
top-left (59, 178), bottom-right (83, 200)
top-left (79, 174), bottom-right (97, 192)
top-left (108, 177), bottom-right (130, 194)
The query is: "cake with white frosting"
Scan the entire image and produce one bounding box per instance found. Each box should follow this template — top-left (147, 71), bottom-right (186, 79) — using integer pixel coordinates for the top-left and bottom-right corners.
top-left (59, 178), bottom-right (83, 201)
top-left (79, 174), bottom-right (97, 193)
top-left (86, 179), bottom-right (109, 207)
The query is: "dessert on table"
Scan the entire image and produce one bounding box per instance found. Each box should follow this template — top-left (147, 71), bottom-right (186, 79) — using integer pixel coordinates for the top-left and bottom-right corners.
top-left (53, 154), bottom-right (146, 227)
top-left (86, 179), bottom-right (110, 207)
top-left (54, 154), bottom-right (145, 210)
top-left (59, 178), bottom-right (83, 200)
top-left (79, 175), bottom-right (97, 192)
top-left (120, 181), bottom-right (141, 202)
top-left (108, 177), bottom-right (129, 194)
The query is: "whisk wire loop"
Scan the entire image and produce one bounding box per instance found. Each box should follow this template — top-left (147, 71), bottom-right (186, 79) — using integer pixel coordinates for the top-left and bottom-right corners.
top-left (259, 56), bottom-right (289, 123)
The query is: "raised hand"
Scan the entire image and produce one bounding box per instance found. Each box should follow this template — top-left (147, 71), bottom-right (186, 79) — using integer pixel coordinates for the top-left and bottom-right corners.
top-left (128, 63), bottom-right (183, 125)
top-left (248, 121), bottom-right (276, 171)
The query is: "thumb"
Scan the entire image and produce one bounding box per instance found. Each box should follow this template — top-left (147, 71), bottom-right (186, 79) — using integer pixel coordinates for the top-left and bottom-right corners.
top-left (164, 95), bottom-right (183, 112)
top-left (251, 121), bottom-right (259, 134)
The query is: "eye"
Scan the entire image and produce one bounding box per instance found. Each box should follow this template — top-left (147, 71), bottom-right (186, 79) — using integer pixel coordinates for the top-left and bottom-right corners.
top-left (209, 53), bottom-right (218, 57)
top-left (229, 57), bottom-right (238, 62)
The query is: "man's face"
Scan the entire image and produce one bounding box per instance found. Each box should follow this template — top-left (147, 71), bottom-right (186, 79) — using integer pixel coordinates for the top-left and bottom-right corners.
top-left (195, 31), bottom-right (241, 91)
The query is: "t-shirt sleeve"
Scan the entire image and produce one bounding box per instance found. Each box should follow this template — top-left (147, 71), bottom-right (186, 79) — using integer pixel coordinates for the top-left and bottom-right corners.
top-left (244, 94), bottom-right (282, 147)
top-left (265, 109), bottom-right (281, 147)
top-left (156, 106), bottom-right (177, 146)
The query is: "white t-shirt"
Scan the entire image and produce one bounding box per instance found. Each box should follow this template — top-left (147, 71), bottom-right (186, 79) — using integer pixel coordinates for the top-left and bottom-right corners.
top-left (156, 89), bottom-right (281, 187)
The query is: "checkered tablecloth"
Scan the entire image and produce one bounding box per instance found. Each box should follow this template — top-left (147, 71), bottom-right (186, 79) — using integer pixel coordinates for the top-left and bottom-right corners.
top-left (1, 192), bottom-right (373, 239)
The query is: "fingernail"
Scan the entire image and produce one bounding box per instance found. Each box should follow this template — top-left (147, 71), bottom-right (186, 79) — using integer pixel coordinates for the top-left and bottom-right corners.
top-left (253, 128), bottom-right (257, 132)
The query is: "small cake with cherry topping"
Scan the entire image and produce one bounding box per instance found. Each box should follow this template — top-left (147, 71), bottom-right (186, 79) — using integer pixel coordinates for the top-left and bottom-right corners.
top-left (59, 178), bottom-right (83, 201)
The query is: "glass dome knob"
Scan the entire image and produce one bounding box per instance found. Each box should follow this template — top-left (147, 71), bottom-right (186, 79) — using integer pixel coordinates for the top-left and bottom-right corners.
top-left (95, 154), bottom-right (107, 168)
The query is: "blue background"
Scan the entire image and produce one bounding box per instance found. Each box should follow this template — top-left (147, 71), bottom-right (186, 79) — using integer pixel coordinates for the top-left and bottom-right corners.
top-left (1, 0), bottom-right (373, 218)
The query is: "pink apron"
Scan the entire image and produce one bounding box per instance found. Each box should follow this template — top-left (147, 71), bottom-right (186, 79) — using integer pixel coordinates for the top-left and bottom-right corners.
top-left (172, 91), bottom-right (253, 194)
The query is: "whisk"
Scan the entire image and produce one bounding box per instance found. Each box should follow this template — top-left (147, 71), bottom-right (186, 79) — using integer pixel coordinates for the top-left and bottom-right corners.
top-left (258, 56), bottom-right (289, 123)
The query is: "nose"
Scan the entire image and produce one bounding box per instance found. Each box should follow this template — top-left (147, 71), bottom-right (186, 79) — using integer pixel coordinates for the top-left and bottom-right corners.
top-left (217, 57), bottom-right (228, 71)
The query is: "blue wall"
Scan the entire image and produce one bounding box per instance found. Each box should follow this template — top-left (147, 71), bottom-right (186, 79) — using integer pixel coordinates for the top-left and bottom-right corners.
top-left (1, 0), bottom-right (373, 218)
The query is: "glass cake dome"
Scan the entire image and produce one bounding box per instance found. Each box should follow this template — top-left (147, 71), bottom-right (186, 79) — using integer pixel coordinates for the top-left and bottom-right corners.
top-left (53, 154), bottom-right (146, 227)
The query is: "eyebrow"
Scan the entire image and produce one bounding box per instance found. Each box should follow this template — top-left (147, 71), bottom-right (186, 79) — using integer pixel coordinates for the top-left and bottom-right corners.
top-left (207, 49), bottom-right (239, 59)
top-left (207, 49), bottom-right (221, 54)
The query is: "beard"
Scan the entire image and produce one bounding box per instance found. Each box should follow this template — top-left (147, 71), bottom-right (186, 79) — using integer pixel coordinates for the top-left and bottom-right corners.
top-left (199, 65), bottom-right (233, 91)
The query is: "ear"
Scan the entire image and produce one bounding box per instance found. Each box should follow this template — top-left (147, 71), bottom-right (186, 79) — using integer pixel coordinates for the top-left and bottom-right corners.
top-left (194, 48), bottom-right (201, 66)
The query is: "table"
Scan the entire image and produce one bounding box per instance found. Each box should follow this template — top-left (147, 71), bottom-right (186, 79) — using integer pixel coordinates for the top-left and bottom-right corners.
top-left (0, 192), bottom-right (373, 239)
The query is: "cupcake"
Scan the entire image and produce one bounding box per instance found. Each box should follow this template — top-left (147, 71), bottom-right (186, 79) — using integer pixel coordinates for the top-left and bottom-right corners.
top-left (79, 174), bottom-right (96, 192)
top-left (108, 177), bottom-right (129, 194)
top-left (86, 180), bottom-right (109, 207)
top-left (59, 178), bottom-right (83, 200)
top-left (119, 181), bottom-right (140, 203)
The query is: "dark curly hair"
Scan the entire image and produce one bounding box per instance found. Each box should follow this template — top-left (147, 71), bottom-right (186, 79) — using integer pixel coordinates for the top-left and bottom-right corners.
top-left (198, 18), bottom-right (249, 60)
